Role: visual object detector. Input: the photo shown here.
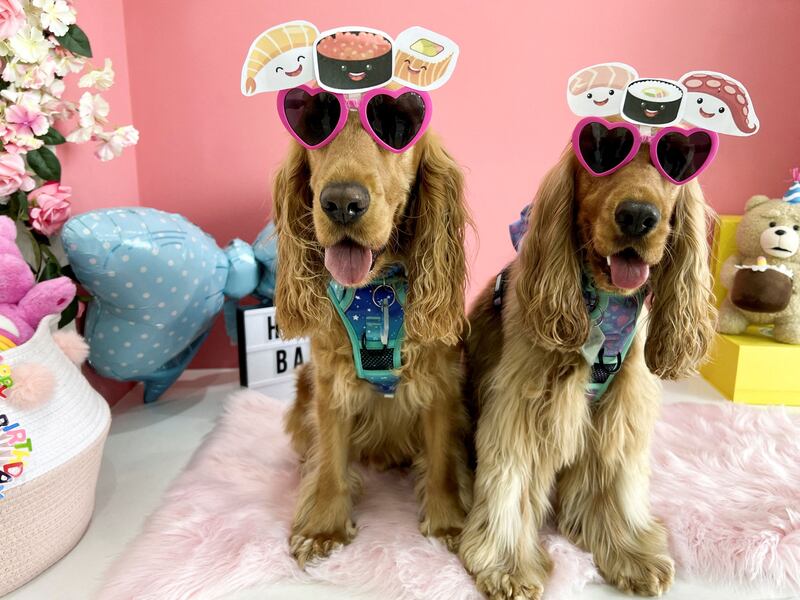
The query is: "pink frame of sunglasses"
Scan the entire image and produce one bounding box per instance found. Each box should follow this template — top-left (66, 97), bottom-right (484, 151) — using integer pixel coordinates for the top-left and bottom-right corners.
top-left (276, 84), bottom-right (433, 153)
top-left (571, 117), bottom-right (720, 185)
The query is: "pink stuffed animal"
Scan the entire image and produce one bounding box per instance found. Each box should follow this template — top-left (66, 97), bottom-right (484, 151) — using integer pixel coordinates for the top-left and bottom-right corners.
top-left (0, 215), bottom-right (76, 347)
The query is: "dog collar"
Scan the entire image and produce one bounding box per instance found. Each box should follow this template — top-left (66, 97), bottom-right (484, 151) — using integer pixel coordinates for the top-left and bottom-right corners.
top-left (328, 265), bottom-right (407, 397)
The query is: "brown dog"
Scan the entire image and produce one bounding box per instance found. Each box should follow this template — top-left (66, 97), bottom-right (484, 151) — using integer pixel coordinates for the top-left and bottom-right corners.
top-left (273, 114), bottom-right (472, 566)
top-left (459, 146), bottom-right (716, 598)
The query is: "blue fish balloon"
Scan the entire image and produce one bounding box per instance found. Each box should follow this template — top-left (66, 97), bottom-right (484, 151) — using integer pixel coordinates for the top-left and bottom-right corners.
top-left (63, 208), bottom-right (277, 402)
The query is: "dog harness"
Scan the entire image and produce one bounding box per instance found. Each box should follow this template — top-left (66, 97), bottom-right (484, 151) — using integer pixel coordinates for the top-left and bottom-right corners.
top-left (500, 206), bottom-right (646, 402)
top-left (328, 266), bottom-right (407, 397)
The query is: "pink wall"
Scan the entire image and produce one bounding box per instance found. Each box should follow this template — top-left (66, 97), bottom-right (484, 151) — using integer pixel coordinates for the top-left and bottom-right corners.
top-left (69, 0), bottom-right (800, 369)
top-left (60, 0), bottom-right (139, 212)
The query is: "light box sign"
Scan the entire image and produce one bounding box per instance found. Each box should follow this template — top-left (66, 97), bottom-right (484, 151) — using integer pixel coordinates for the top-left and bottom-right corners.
top-left (237, 305), bottom-right (309, 399)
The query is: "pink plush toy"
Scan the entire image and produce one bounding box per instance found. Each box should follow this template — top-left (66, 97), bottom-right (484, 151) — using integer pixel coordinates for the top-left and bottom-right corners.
top-left (0, 215), bottom-right (76, 347)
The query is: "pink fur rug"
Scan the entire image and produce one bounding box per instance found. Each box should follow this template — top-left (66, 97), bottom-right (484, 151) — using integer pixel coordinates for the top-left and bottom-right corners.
top-left (98, 391), bottom-right (800, 600)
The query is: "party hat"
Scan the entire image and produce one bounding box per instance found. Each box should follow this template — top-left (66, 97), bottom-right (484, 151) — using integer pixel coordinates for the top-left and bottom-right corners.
top-left (785, 167), bottom-right (800, 204)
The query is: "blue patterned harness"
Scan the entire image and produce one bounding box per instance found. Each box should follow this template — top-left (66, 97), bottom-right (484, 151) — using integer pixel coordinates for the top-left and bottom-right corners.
top-left (328, 266), bottom-right (407, 396)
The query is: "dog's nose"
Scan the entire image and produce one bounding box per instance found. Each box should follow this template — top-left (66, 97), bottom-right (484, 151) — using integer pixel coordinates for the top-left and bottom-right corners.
top-left (615, 201), bottom-right (661, 238)
top-left (320, 182), bottom-right (370, 225)
top-left (775, 229), bottom-right (786, 236)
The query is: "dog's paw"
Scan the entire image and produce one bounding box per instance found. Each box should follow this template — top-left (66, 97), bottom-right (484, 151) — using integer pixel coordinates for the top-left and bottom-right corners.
top-left (474, 567), bottom-right (544, 600)
top-left (600, 552), bottom-right (675, 597)
top-left (420, 521), bottom-right (462, 552)
top-left (289, 521), bottom-right (356, 568)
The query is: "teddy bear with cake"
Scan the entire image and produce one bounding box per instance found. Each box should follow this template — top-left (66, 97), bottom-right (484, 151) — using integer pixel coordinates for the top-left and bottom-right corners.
top-left (718, 174), bottom-right (800, 344)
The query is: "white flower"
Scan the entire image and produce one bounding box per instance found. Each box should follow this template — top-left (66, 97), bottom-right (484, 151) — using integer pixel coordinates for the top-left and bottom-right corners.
top-left (32, 0), bottom-right (75, 37)
top-left (94, 125), bottom-right (139, 161)
top-left (52, 52), bottom-right (84, 77)
top-left (47, 76), bottom-right (64, 98)
top-left (78, 58), bottom-right (114, 90)
top-left (66, 124), bottom-right (97, 143)
top-left (8, 25), bottom-right (52, 63)
top-left (78, 91), bottom-right (109, 128)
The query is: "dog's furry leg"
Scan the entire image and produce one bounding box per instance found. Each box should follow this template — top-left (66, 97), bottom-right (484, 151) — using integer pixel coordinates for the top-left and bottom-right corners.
top-left (459, 392), bottom-right (553, 600)
top-left (415, 363), bottom-right (471, 552)
top-left (289, 373), bottom-right (356, 568)
top-left (557, 336), bottom-right (674, 597)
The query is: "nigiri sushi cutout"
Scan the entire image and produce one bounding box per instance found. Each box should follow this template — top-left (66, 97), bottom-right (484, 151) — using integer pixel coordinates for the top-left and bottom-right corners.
top-left (679, 71), bottom-right (759, 136)
top-left (241, 21), bottom-right (319, 96)
top-left (567, 62), bottom-right (638, 118)
top-left (620, 78), bottom-right (687, 128)
top-left (392, 26), bottom-right (459, 91)
top-left (313, 27), bottom-right (395, 93)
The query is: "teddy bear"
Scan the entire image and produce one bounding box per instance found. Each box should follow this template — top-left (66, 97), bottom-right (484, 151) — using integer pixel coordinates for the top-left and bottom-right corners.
top-left (0, 215), bottom-right (76, 348)
top-left (718, 195), bottom-right (800, 344)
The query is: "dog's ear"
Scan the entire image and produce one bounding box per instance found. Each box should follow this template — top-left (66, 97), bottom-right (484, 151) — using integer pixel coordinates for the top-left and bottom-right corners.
top-left (515, 150), bottom-right (589, 352)
top-left (403, 133), bottom-right (469, 346)
top-left (645, 180), bottom-right (717, 379)
top-left (273, 144), bottom-right (326, 338)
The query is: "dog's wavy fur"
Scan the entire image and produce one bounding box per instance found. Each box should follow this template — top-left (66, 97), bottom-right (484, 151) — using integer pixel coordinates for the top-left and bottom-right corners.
top-left (274, 115), bottom-right (472, 567)
top-left (460, 147), bottom-right (716, 599)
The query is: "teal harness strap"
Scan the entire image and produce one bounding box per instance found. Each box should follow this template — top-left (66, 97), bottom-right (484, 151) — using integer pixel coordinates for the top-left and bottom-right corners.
top-left (581, 275), bottom-right (646, 402)
top-left (327, 267), bottom-right (407, 396)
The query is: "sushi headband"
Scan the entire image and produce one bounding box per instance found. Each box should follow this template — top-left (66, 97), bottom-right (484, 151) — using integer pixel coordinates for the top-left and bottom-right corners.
top-left (241, 21), bottom-right (459, 152)
top-left (567, 62), bottom-right (760, 184)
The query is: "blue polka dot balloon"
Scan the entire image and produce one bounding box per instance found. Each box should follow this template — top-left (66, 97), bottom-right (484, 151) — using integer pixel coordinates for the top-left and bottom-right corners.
top-left (63, 208), bottom-right (274, 402)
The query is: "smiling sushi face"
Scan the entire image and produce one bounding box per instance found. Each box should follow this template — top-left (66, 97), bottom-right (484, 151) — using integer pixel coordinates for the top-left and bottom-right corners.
top-left (256, 48), bottom-right (313, 91)
top-left (567, 62), bottom-right (638, 117)
top-left (621, 78), bottom-right (687, 127)
top-left (679, 71), bottom-right (759, 136)
top-left (314, 28), bottom-right (394, 93)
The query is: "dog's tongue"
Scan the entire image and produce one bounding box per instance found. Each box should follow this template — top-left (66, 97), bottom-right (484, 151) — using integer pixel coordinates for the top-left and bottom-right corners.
top-left (609, 252), bottom-right (650, 290)
top-left (324, 240), bottom-right (373, 286)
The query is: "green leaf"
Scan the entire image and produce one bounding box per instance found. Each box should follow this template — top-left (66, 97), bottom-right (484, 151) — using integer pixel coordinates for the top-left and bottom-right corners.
top-left (6, 191), bottom-right (19, 220)
top-left (38, 255), bottom-right (61, 282)
top-left (14, 191), bottom-right (28, 221)
top-left (27, 147), bottom-right (61, 181)
top-left (19, 226), bottom-right (42, 272)
top-left (0, 202), bottom-right (8, 216)
top-left (58, 296), bottom-right (79, 328)
top-left (55, 24), bottom-right (92, 58)
top-left (36, 127), bottom-right (66, 146)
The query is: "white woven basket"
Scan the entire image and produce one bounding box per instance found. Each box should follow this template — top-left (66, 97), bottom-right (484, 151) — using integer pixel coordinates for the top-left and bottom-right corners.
top-left (0, 316), bottom-right (110, 596)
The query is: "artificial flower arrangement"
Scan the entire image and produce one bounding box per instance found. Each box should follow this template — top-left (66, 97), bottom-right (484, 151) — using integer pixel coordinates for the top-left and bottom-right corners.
top-left (0, 0), bottom-right (138, 325)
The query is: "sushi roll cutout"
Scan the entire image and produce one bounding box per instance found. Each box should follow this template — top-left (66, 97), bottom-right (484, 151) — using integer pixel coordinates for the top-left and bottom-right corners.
top-left (314, 27), bottom-right (394, 93)
top-left (621, 78), bottom-right (687, 127)
top-left (392, 27), bottom-right (459, 91)
top-left (679, 71), bottom-right (759, 136)
top-left (567, 62), bottom-right (638, 117)
top-left (241, 21), bottom-right (319, 95)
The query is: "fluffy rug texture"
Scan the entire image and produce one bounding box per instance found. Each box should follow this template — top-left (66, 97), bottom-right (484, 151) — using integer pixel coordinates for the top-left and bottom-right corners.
top-left (98, 391), bottom-right (800, 600)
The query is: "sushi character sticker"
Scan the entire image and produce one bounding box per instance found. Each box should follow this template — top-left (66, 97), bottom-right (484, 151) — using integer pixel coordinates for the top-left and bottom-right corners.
top-left (392, 26), bottom-right (459, 91)
top-left (314, 27), bottom-right (394, 93)
top-left (567, 62), bottom-right (638, 117)
top-left (241, 21), bottom-right (319, 96)
top-left (679, 71), bottom-right (759, 136)
top-left (621, 78), bottom-right (687, 127)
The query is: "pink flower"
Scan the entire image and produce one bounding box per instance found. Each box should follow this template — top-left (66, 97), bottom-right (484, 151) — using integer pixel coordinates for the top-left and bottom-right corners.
top-left (0, 151), bottom-right (34, 196)
top-left (0, 0), bottom-right (25, 40)
top-left (6, 104), bottom-right (49, 137)
top-left (28, 182), bottom-right (72, 236)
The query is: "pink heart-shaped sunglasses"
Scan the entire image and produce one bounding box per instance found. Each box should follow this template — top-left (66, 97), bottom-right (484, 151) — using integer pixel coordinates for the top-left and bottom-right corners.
top-left (572, 117), bottom-right (719, 185)
top-left (277, 84), bottom-right (432, 153)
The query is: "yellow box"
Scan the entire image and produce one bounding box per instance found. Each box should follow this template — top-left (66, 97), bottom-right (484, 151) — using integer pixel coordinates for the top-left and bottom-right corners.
top-left (700, 215), bottom-right (800, 406)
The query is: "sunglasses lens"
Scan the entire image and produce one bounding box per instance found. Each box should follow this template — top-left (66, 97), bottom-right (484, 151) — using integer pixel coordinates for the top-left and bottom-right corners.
top-left (365, 92), bottom-right (426, 151)
top-left (577, 122), bottom-right (635, 175)
top-left (655, 131), bottom-right (714, 183)
top-left (283, 88), bottom-right (341, 147)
